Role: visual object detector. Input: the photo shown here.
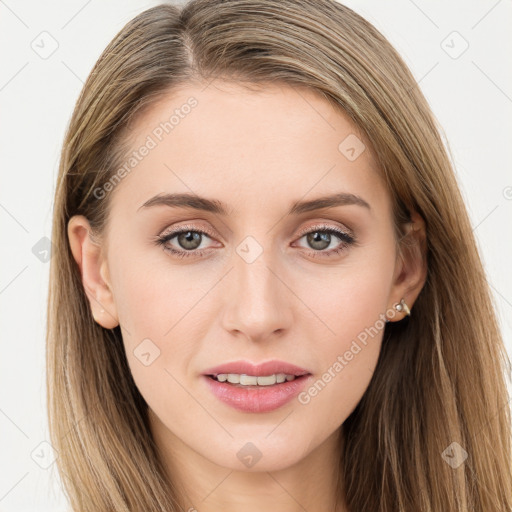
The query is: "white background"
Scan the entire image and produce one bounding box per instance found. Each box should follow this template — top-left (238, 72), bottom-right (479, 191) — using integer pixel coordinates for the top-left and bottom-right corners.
top-left (1, 0), bottom-right (511, 510)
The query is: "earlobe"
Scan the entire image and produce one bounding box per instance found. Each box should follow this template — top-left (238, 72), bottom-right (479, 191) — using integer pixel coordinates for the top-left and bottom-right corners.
top-left (387, 211), bottom-right (428, 322)
top-left (67, 215), bottom-right (119, 329)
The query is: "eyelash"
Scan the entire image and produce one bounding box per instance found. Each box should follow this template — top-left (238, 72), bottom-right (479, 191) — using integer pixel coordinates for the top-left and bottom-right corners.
top-left (154, 223), bottom-right (356, 259)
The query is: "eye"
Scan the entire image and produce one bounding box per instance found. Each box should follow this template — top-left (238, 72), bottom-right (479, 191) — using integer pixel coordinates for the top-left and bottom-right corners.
top-left (294, 224), bottom-right (356, 258)
top-left (153, 224), bottom-right (218, 259)
top-left (153, 222), bottom-right (356, 260)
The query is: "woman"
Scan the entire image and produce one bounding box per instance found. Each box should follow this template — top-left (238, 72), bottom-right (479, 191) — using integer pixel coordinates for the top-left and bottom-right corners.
top-left (46, 0), bottom-right (512, 510)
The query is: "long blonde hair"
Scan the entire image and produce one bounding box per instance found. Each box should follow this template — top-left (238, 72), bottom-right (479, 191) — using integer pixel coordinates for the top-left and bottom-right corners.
top-left (46, 1), bottom-right (512, 510)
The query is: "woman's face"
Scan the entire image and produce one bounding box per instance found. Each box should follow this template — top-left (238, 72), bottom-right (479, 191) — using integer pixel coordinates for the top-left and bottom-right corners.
top-left (71, 80), bottom-right (414, 473)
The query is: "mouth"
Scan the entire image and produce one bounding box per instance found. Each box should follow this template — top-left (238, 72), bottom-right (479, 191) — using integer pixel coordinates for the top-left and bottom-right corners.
top-left (202, 359), bottom-right (311, 380)
top-left (202, 360), bottom-right (312, 413)
top-left (206, 372), bottom-right (307, 387)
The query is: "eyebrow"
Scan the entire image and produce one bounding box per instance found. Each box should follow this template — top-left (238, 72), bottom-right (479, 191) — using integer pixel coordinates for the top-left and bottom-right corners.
top-left (137, 192), bottom-right (371, 215)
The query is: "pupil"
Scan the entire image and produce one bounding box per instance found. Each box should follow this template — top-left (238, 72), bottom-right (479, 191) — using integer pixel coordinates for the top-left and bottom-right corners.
top-left (179, 231), bottom-right (201, 249)
top-left (308, 231), bottom-right (330, 250)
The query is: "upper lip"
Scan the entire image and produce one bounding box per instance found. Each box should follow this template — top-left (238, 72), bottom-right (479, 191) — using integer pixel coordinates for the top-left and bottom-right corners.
top-left (202, 360), bottom-right (311, 377)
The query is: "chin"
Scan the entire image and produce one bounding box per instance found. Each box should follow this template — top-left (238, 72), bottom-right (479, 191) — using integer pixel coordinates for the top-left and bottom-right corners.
top-left (197, 431), bottom-right (316, 473)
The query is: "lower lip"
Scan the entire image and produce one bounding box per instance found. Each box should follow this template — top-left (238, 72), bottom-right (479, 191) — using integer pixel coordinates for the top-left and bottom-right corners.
top-left (203, 374), bottom-right (311, 413)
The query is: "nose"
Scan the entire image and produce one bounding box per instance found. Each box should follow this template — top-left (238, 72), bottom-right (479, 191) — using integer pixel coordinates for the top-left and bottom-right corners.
top-left (220, 241), bottom-right (294, 343)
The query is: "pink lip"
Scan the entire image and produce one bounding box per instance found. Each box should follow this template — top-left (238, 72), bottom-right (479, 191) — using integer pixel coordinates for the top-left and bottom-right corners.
top-left (202, 360), bottom-right (311, 377)
top-left (202, 359), bottom-right (312, 413)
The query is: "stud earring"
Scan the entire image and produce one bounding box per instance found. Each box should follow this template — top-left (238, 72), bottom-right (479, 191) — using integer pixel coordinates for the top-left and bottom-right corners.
top-left (394, 298), bottom-right (411, 316)
top-left (100, 309), bottom-right (105, 314)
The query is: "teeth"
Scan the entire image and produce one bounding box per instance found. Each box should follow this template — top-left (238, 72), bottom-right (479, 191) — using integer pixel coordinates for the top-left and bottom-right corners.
top-left (257, 375), bottom-right (276, 386)
top-left (227, 374), bottom-right (240, 384)
top-left (240, 375), bottom-right (258, 385)
top-left (214, 373), bottom-right (296, 386)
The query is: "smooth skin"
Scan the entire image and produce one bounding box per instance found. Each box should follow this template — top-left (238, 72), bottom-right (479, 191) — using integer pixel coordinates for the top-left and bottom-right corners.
top-left (68, 80), bottom-right (427, 512)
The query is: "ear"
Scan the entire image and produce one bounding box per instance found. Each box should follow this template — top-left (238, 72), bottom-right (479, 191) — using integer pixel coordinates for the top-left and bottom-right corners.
top-left (387, 210), bottom-right (428, 321)
top-left (67, 215), bottom-right (119, 329)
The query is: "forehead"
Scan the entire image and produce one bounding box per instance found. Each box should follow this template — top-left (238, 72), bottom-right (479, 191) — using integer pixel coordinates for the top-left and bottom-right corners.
top-left (109, 80), bottom-right (387, 218)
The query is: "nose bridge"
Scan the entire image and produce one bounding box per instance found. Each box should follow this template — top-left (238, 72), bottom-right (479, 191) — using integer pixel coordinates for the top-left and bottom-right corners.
top-left (222, 235), bottom-right (291, 340)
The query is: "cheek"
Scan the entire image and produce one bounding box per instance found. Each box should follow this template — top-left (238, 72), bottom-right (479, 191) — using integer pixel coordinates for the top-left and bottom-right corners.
top-left (107, 254), bottom-right (206, 389)
top-left (300, 237), bottom-right (394, 343)
top-left (110, 251), bottom-right (208, 340)
top-left (293, 253), bottom-right (394, 422)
